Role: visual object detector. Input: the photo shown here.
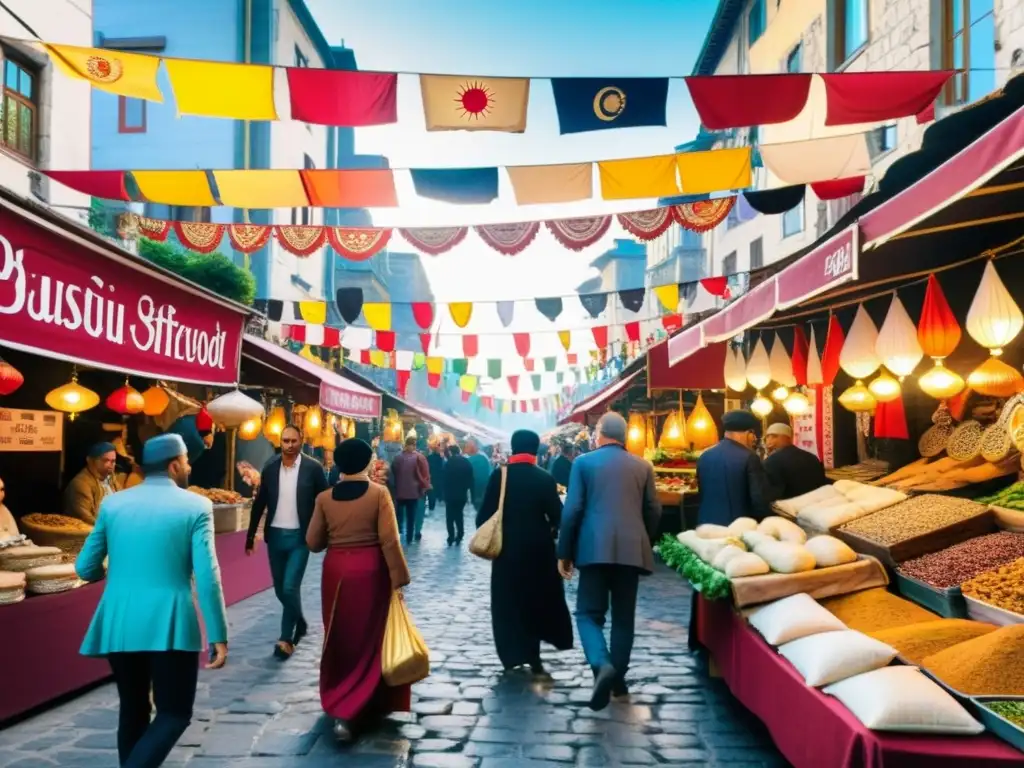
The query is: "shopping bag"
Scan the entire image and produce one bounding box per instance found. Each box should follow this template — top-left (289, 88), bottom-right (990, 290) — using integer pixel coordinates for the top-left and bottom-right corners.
top-left (381, 591), bottom-right (430, 687)
top-left (469, 466), bottom-right (507, 560)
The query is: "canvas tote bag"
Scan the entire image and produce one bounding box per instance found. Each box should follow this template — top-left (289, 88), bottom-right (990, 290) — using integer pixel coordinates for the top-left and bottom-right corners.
top-left (381, 591), bottom-right (430, 686)
top-left (468, 466), bottom-right (507, 560)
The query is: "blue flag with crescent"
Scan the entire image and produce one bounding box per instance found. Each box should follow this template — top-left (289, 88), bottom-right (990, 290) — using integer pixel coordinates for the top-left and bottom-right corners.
top-left (550, 78), bottom-right (669, 134)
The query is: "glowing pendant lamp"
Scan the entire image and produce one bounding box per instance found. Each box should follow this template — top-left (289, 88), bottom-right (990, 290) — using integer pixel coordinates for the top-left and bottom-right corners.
top-left (876, 294), bottom-right (923, 379)
top-left (46, 370), bottom-right (100, 420)
top-left (966, 261), bottom-right (1023, 356)
top-left (685, 393), bottom-right (718, 450)
top-left (263, 405), bottom-right (288, 445)
top-left (346, 420), bottom-right (356, 438)
top-left (141, 385), bottom-right (170, 416)
top-left (783, 389), bottom-right (811, 416)
top-left (918, 275), bottom-right (961, 360)
top-left (868, 371), bottom-right (902, 402)
top-left (840, 305), bottom-right (881, 380)
top-left (750, 394), bottom-right (774, 418)
top-left (303, 405), bottom-right (323, 440)
top-left (626, 412), bottom-right (647, 456)
top-left (0, 356), bottom-right (24, 396)
top-left (205, 390), bottom-right (264, 427)
top-left (106, 379), bottom-right (145, 415)
top-left (724, 347), bottom-right (747, 392)
top-left (838, 380), bottom-right (877, 413)
top-left (238, 416), bottom-right (262, 440)
top-left (769, 333), bottom-right (797, 388)
top-left (966, 357), bottom-right (1024, 398)
top-left (746, 338), bottom-right (772, 392)
top-left (918, 360), bottom-right (966, 400)
top-left (658, 392), bottom-right (687, 450)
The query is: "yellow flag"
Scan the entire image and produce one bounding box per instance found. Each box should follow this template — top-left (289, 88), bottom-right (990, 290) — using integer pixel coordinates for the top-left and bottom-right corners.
top-left (459, 375), bottom-right (478, 393)
top-left (654, 284), bottom-right (680, 313)
top-left (362, 303), bottom-right (392, 331)
top-left (502, 401), bottom-right (511, 414)
top-left (558, 330), bottom-right (572, 352)
top-left (426, 357), bottom-right (444, 375)
top-left (132, 171), bottom-right (216, 206)
top-left (449, 302), bottom-right (473, 328)
top-left (369, 350), bottom-right (387, 368)
top-left (165, 59), bottom-right (277, 120)
top-left (44, 44), bottom-right (163, 101)
top-left (598, 155), bottom-right (680, 200)
top-left (213, 170), bottom-right (309, 208)
top-left (298, 301), bottom-right (326, 324)
top-left (420, 75), bottom-right (529, 132)
top-left (677, 147), bottom-right (752, 195)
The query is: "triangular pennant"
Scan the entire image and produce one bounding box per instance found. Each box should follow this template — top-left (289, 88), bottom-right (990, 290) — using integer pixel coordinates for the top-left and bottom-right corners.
top-left (822, 315), bottom-right (845, 387)
top-left (558, 330), bottom-right (571, 352)
top-left (334, 288), bottom-right (363, 324)
top-left (396, 370), bottom-right (410, 397)
top-left (449, 302), bottom-right (473, 328)
top-left (514, 333), bottom-right (531, 358)
top-left (556, 372), bottom-right (565, 384)
top-left (451, 359), bottom-right (468, 376)
top-left (496, 300), bottom-right (515, 328)
top-left (625, 321), bottom-right (641, 342)
top-left (579, 293), bottom-right (608, 319)
top-left (507, 375), bottom-right (520, 395)
top-left (427, 357), bottom-right (445, 374)
top-left (266, 299), bottom-right (284, 322)
top-left (523, 358), bottom-right (536, 372)
top-left (791, 326), bottom-right (809, 387)
top-left (375, 330), bottom-right (396, 352)
top-left (531, 374), bottom-right (542, 392)
top-left (411, 302), bottom-right (435, 330)
top-left (681, 282), bottom-right (698, 307)
top-left (413, 352), bottom-right (426, 370)
top-left (543, 357), bottom-right (557, 372)
top-left (419, 333), bottom-right (432, 355)
top-left (459, 374), bottom-right (478, 394)
top-left (806, 326), bottom-right (823, 387)
top-left (653, 284), bottom-right (679, 313)
top-left (298, 301), bottom-right (327, 324)
top-left (535, 297), bottom-right (563, 322)
top-left (487, 359), bottom-right (502, 379)
top-left (618, 288), bottom-right (646, 313)
top-left (362, 303), bottom-right (392, 331)
top-left (700, 277), bottom-right (730, 298)
top-left (592, 326), bottom-right (609, 348)
top-left (463, 335), bottom-right (479, 358)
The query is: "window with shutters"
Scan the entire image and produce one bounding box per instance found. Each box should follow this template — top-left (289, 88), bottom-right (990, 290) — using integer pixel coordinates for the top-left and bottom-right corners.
top-left (722, 251), bottom-right (737, 277)
top-left (749, 237), bottom-right (764, 270)
top-left (1, 52), bottom-right (38, 162)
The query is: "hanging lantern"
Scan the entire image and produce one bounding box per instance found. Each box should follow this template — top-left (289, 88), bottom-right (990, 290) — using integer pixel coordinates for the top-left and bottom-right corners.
top-left (303, 405), bottom-right (323, 440)
top-left (771, 385), bottom-right (790, 402)
top-left (966, 261), bottom-right (1023, 356)
top-left (868, 371), bottom-right (902, 403)
top-left (45, 371), bottom-right (100, 421)
top-left (838, 380), bottom-right (877, 413)
top-left (875, 294), bottom-right (923, 379)
top-left (918, 275), bottom-right (961, 359)
top-left (840, 305), bottom-right (881, 380)
top-left (263, 405), bottom-right (288, 445)
top-left (106, 379), bottom-right (145, 415)
top-left (806, 326), bottom-right (823, 387)
top-left (769, 334), bottom-right (797, 387)
top-left (141, 385), bottom-right (170, 416)
top-left (746, 338), bottom-right (772, 391)
top-left (238, 416), bottom-right (262, 440)
top-left (724, 347), bottom-right (747, 392)
top-left (382, 409), bottom-right (403, 442)
top-left (750, 394), bottom-right (774, 418)
top-left (918, 360), bottom-right (966, 400)
top-left (658, 409), bottom-right (687, 450)
top-left (783, 390), bottom-right (810, 416)
top-left (0, 357), bottom-right (24, 396)
top-left (322, 414), bottom-right (338, 451)
top-left (205, 390), bottom-right (264, 427)
top-left (346, 420), bottom-right (356, 438)
top-left (625, 413), bottom-right (646, 456)
top-left (966, 357), bottom-right (1024, 398)
top-left (685, 393), bottom-right (718, 450)
top-left (195, 406), bottom-right (214, 433)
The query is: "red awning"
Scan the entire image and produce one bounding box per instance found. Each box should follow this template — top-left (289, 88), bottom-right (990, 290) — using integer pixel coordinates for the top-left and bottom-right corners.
top-left (647, 338), bottom-right (727, 390)
top-left (242, 335), bottom-right (381, 419)
top-left (560, 369), bottom-right (643, 425)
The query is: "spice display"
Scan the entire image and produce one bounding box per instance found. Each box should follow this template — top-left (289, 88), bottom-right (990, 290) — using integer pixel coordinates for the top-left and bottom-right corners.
top-left (820, 588), bottom-right (938, 633)
top-left (898, 532), bottom-right (1024, 588)
top-left (187, 486), bottom-right (244, 504)
top-left (986, 700), bottom-right (1024, 728)
top-left (961, 556), bottom-right (1024, 615)
top-left (922, 625), bottom-right (1024, 695)
top-left (870, 619), bottom-right (997, 664)
top-left (837, 495), bottom-right (988, 546)
top-left (18, 513), bottom-right (92, 533)
top-left (947, 419), bottom-right (984, 461)
top-left (978, 481), bottom-right (1024, 511)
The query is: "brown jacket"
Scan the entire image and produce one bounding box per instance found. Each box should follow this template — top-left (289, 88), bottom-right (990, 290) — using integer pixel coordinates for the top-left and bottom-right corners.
top-left (306, 481), bottom-right (411, 589)
top-left (63, 468), bottom-right (124, 525)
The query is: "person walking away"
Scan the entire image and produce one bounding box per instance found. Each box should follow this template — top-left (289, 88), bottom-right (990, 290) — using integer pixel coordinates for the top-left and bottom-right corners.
top-left (391, 436), bottom-right (430, 544)
top-left (307, 439), bottom-right (411, 743)
top-left (426, 444), bottom-right (445, 513)
top-left (76, 434), bottom-right (229, 767)
top-left (762, 422), bottom-right (827, 500)
top-left (477, 430), bottom-right (573, 675)
top-left (464, 439), bottom-right (491, 511)
top-left (558, 412), bottom-right (661, 711)
top-left (550, 443), bottom-right (574, 491)
top-left (246, 425), bottom-right (328, 660)
top-left (443, 444), bottom-right (474, 546)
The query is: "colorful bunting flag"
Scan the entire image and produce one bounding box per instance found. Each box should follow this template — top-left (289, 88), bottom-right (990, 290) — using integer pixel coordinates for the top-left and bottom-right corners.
top-left (463, 335), bottom-right (479, 358)
top-left (598, 155), bottom-right (680, 200)
top-left (410, 168), bottom-right (499, 204)
top-left (449, 302), bottom-right (473, 328)
top-left (286, 68), bottom-right (398, 126)
top-left (685, 73), bottom-right (812, 130)
top-left (625, 321), bottom-right (641, 343)
top-left (761, 134), bottom-right (871, 185)
top-left (496, 301), bottom-right (515, 328)
top-left (531, 374), bottom-right (542, 392)
top-left (132, 171), bottom-right (216, 206)
top-left (420, 75), bottom-right (530, 132)
top-left (506, 163), bottom-right (593, 205)
top-left (592, 326), bottom-right (609, 348)
top-left (487, 359), bottom-right (502, 379)
top-left (514, 333), bottom-right (531, 358)
top-left (375, 331), bottom-right (396, 353)
top-left (45, 44), bottom-right (163, 101)
top-left (653, 284), bottom-right (679, 313)
top-left (411, 302), bottom-right (435, 330)
top-left (362, 303), bottom-right (392, 331)
top-left (335, 288), bottom-right (364, 324)
top-left (821, 71), bottom-right (953, 126)
top-left (419, 333), bottom-right (432, 355)
top-left (164, 59), bottom-right (277, 120)
top-left (303, 169), bottom-right (399, 208)
top-left (395, 350), bottom-right (414, 371)
top-left (298, 301), bottom-right (327, 324)
top-left (507, 375), bottom-right (519, 395)
top-left (396, 369), bottom-right (411, 397)
top-left (459, 375), bottom-right (478, 393)
top-left (535, 298), bottom-right (563, 322)
top-left (677, 147), bottom-right (751, 195)
top-left (426, 357), bottom-right (445, 374)
top-left (580, 293), bottom-right (609, 318)
top-left (451, 359), bottom-right (468, 375)
top-left (558, 330), bottom-right (571, 352)
top-left (543, 357), bottom-right (557, 373)
top-left (550, 77), bottom-right (669, 134)
top-left (619, 289), bottom-right (646, 313)
top-left (214, 170), bottom-right (309, 209)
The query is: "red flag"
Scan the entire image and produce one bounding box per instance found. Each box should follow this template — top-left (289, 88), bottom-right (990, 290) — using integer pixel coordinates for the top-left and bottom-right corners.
top-left (662, 314), bottom-right (683, 333)
top-left (700, 276), bottom-right (729, 298)
top-left (523, 358), bottom-right (536, 372)
top-left (531, 399), bottom-right (540, 412)
top-left (791, 326), bottom-right (809, 386)
top-left (419, 333), bottom-right (432, 355)
top-left (821, 315), bottom-right (845, 387)
top-left (822, 70), bottom-right (953, 126)
top-left (507, 375), bottom-right (519, 395)
top-left (427, 371), bottom-right (441, 388)
top-left (463, 335), bottom-right (479, 358)
top-left (685, 73), bottom-right (811, 130)
top-left (461, 390), bottom-right (471, 403)
top-left (285, 324), bottom-right (305, 343)
top-left (396, 370), bottom-right (410, 397)
top-left (916, 101), bottom-right (936, 124)
top-left (359, 350), bottom-right (371, 365)
top-left (874, 396), bottom-right (909, 439)
top-left (514, 333), bottom-right (531, 358)
top-left (625, 321), bottom-right (641, 343)
top-left (567, 353), bottom-right (578, 365)
top-left (375, 330), bottom-right (396, 352)
top-left (322, 327), bottom-right (341, 348)
top-left (411, 302), bottom-right (435, 329)
top-left (810, 176), bottom-right (865, 201)
top-left (592, 326), bottom-right (609, 348)
top-left (286, 68), bottom-right (398, 126)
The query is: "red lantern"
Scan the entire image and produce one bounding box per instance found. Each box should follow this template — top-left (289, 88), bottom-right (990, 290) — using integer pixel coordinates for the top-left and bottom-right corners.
top-left (918, 275), bottom-right (961, 359)
top-left (0, 357), bottom-right (24, 396)
top-left (106, 380), bottom-right (145, 415)
top-left (195, 406), bottom-right (214, 433)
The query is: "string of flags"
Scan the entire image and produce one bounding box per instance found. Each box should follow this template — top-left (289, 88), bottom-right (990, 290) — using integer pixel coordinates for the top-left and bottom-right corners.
top-left (39, 41), bottom-right (951, 133)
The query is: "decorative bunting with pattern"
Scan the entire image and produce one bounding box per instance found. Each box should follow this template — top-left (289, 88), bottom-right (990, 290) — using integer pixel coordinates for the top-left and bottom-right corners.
top-left (545, 216), bottom-right (612, 251)
top-left (326, 227), bottom-right (391, 261)
top-left (401, 227), bottom-right (468, 255)
top-left (672, 197), bottom-right (736, 232)
top-left (228, 223), bottom-right (272, 253)
top-left (173, 222), bottom-right (225, 254)
top-left (275, 225), bottom-right (326, 257)
top-left (617, 208), bottom-right (674, 241)
top-left (474, 221), bottom-right (540, 256)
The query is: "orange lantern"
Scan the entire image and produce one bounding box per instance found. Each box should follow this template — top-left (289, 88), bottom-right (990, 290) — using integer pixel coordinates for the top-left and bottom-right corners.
top-left (141, 385), bottom-right (170, 416)
top-left (0, 356), bottom-right (23, 396)
top-left (917, 275), bottom-right (961, 360)
top-left (106, 379), bottom-right (145, 415)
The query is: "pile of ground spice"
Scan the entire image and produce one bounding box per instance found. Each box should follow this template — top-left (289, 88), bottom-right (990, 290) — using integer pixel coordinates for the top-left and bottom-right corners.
top-left (869, 619), bottom-right (998, 664)
top-left (819, 588), bottom-right (937, 633)
top-left (922, 625), bottom-right (1024, 695)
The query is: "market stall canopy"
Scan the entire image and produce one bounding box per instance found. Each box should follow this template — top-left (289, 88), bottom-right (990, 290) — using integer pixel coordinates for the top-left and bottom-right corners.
top-left (241, 334), bottom-right (381, 420)
top-left (647, 337), bottom-right (727, 390)
top-left (404, 402), bottom-right (478, 437)
top-left (0, 188), bottom-right (250, 385)
top-left (560, 368), bottom-right (644, 425)
top-left (455, 416), bottom-right (511, 446)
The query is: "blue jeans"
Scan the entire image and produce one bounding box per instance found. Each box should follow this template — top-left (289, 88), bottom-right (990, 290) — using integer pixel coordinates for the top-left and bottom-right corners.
top-left (575, 565), bottom-right (640, 679)
top-left (265, 527), bottom-right (310, 643)
top-left (396, 498), bottom-right (424, 542)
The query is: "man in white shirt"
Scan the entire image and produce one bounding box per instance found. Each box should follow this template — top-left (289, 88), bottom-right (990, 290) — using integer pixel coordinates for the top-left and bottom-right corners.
top-left (246, 425), bottom-right (328, 659)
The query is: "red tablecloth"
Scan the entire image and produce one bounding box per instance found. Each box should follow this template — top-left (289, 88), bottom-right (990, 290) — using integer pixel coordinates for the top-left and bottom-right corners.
top-left (696, 596), bottom-right (1023, 767)
top-left (0, 529), bottom-right (272, 724)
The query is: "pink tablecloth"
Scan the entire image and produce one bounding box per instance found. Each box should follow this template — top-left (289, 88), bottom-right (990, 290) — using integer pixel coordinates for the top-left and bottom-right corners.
top-left (696, 596), bottom-right (1023, 767)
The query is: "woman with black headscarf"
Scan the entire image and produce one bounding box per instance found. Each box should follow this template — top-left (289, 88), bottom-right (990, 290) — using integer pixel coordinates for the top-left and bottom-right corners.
top-left (475, 429), bottom-right (573, 675)
top-left (306, 439), bottom-right (411, 742)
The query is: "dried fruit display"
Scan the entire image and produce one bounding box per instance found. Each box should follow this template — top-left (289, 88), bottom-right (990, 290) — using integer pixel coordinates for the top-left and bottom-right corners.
top-left (946, 419), bottom-right (984, 461)
top-left (897, 532), bottom-right (1024, 588)
top-left (980, 422), bottom-right (1014, 462)
top-left (188, 486), bottom-right (244, 505)
top-left (961, 556), bottom-right (1024, 615)
top-left (19, 514), bottom-right (92, 533)
top-left (838, 495), bottom-right (989, 547)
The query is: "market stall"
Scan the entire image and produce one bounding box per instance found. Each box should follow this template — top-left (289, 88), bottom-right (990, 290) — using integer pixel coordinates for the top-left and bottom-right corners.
top-left (0, 190), bottom-right (257, 723)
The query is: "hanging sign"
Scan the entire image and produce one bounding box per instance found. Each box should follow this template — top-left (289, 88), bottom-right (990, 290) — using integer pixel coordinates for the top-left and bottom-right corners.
top-left (776, 225), bottom-right (859, 310)
top-left (792, 407), bottom-right (819, 462)
top-left (0, 408), bottom-right (64, 452)
top-left (319, 380), bottom-right (381, 420)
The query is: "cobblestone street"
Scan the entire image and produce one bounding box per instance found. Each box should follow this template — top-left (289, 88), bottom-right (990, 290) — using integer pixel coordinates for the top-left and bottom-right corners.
top-left (0, 510), bottom-right (786, 767)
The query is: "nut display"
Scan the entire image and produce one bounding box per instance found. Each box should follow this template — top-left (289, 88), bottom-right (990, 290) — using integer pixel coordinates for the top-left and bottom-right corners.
top-left (188, 487), bottom-right (244, 505)
top-left (19, 513), bottom-right (92, 533)
top-left (961, 556), bottom-right (1024, 615)
top-left (897, 532), bottom-right (1024, 589)
top-left (837, 495), bottom-right (988, 546)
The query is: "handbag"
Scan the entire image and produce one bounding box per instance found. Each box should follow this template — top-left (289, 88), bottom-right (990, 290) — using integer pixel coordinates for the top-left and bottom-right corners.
top-left (381, 591), bottom-right (430, 686)
top-left (469, 466), bottom-right (507, 560)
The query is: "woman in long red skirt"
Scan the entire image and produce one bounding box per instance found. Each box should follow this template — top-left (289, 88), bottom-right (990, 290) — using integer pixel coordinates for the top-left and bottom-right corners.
top-left (306, 438), bottom-right (412, 742)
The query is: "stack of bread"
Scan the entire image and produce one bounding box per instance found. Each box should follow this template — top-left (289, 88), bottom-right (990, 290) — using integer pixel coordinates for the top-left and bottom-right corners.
top-left (0, 571), bottom-right (25, 605)
top-left (0, 545), bottom-right (62, 572)
top-left (24, 563), bottom-right (80, 595)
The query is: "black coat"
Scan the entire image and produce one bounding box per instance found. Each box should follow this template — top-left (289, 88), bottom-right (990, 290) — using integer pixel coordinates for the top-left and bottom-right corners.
top-left (695, 439), bottom-right (772, 527)
top-left (246, 454), bottom-right (329, 546)
top-left (763, 444), bottom-right (828, 500)
top-left (550, 455), bottom-right (572, 490)
top-left (443, 454), bottom-right (474, 504)
top-left (427, 452), bottom-right (445, 490)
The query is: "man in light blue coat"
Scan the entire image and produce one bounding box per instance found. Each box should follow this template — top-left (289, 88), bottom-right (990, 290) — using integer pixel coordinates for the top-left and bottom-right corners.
top-left (557, 412), bottom-right (661, 712)
top-left (76, 433), bottom-right (229, 768)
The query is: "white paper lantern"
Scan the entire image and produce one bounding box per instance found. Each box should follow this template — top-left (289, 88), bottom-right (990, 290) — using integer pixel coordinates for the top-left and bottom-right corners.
top-left (769, 333), bottom-right (797, 387)
top-left (840, 305), bottom-right (881, 380)
top-left (875, 294), bottom-right (923, 379)
top-left (724, 347), bottom-right (747, 392)
top-left (746, 338), bottom-right (772, 391)
top-left (205, 390), bottom-right (265, 428)
top-left (806, 326), bottom-right (823, 387)
top-left (966, 260), bottom-right (1023, 356)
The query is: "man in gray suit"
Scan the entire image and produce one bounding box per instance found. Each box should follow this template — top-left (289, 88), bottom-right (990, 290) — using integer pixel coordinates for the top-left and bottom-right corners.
top-left (557, 412), bottom-right (661, 711)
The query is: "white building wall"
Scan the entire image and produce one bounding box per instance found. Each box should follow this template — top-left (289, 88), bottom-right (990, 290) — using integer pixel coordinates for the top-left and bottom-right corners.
top-left (0, 1), bottom-right (92, 223)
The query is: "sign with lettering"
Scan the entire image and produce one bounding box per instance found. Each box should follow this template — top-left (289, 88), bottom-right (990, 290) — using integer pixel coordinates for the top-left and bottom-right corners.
top-left (792, 407), bottom-right (819, 462)
top-left (319, 380), bottom-right (381, 420)
top-left (776, 225), bottom-right (859, 310)
top-left (0, 408), bottom-right (64, 452)
top-left (0, 209), bottom-right (246, 385)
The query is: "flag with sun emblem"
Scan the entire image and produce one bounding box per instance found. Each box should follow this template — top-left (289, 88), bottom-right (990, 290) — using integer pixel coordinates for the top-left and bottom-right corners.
top-left (420, 75), bottom-right (530, 132)
top-left (550, 78), bottom-right (669, 134)
top-left (43, 44), bottom-right (163, 101)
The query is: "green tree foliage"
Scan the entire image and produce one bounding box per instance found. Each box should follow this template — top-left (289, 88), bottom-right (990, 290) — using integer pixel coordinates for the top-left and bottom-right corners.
top-left (138, 237), bottom-right (256, 306)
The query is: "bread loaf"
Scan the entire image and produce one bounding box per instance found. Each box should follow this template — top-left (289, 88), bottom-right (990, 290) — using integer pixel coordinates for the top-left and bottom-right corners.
top-left (805, 535), bottom-right (858, 567)
top-left (725, 552), bottom-right (771, 578)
